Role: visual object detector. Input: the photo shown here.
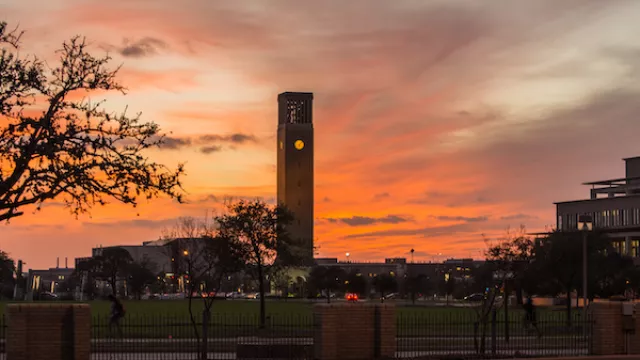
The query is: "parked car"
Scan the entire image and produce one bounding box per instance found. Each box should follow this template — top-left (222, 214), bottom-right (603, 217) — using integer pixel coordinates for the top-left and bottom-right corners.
top-left (346, 293), bottom-right (359, 302)
top-left (464, 293), bottom-right (485, 302)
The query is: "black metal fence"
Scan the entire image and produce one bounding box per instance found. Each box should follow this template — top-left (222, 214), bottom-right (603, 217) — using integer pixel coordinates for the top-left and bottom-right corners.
top-left (0, 315), bottom-right (5, 354)
top-left (0, 309), bottom-right (593, 359)
top-left (396, 311), bottom-right (592, 359)
top-left (91, 313), bottom-right (314, 359)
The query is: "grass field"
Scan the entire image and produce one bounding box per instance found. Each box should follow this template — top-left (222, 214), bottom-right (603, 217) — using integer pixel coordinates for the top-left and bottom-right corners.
top-left (0, 299), bottom-right (580, 320)
top-left (0, 300), bottom-right (586, 339)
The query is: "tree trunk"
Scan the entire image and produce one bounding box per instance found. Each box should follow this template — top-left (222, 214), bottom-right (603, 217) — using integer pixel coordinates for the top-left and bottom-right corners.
top-left (110, 277), bottom-right (117, 297)
top-left (566, 290), bottom-right (572, 326)
top-left (201, 308), bottom-right (210, 360)
top-left (257, 265), bottom-right (266, 328)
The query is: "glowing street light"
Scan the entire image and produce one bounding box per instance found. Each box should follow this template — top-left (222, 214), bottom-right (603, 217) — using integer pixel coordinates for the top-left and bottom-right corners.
top-left (346, 252), bottom-right (350, 263)
top-left (183, 250), bottom-right (189, 256)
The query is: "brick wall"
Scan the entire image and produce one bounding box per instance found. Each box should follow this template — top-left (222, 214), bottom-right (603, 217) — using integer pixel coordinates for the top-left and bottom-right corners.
top-left (591, 302), bottom-right (625, 356)
top-left (6, 304), bottom-right (90, 360)
top-left (313, 303), bottom-right (395, 360)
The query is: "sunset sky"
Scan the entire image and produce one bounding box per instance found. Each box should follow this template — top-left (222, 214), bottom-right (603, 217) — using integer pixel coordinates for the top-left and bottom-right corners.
top-left (3, 0), bottom-right (640, 270)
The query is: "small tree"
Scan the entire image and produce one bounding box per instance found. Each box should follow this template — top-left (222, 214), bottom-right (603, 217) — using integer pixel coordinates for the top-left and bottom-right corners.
top-left (374, 273), bottom-right (398, 302)
top-left (406, 274), bottom-right (431, 304)
top-left (125, 261), bottom-right (156, 300)
top-left (308, 266), bottom-right (346, 303)
top-left (162, 216), bottom-right (244, 360)
top-left (0, 251), bottom-right (15, 299)
top-left (533, 230), bottom-right (612, 325)
top-left (94, 247), bottom-right (132, 296)
top-left (0, 22), bottom-right (184, 223)
top-left (485, 226), bottom-right (535, 305)
top-left (215, 199), bottom-right (296, 328)
top-left (345, 270), bottom-right (368, 297)
top-left (444, 275), bottom-right (456, 306)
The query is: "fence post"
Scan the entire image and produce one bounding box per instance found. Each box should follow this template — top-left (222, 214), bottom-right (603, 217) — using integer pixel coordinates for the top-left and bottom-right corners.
top-left (491, 308), bottom-right (497, 356)
top-left (504, 282), bottom-right (509, 343)
top-left (373, 305), bottom-right (381, 358)
top-left (201, 309), bottom-right (210, 360)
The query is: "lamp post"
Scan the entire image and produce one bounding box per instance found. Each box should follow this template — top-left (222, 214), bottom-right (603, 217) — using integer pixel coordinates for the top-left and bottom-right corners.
top-left (346, 252), bottom-right (350, 263)
top-left (410, 249), bottom-right (415, 264)
top-left (578, 214), bottom-right (592, 322)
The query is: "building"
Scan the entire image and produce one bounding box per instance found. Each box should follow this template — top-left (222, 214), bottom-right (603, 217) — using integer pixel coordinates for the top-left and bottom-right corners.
top-left (556, 156), bottom-right (640, 257)
top-left (91, 242), bottom-right (171, 274)
top-left (277, 92), bottom-right (314, 265)
top-left (26, 258), bottom-right (75, 299)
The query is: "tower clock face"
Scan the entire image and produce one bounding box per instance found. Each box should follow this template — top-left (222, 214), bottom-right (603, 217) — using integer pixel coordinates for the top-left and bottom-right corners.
top-left (294, 140), bottom-right (305, 150)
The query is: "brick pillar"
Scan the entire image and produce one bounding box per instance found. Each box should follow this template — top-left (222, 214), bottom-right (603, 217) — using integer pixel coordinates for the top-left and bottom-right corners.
top-left (314, 304), bottom-right (339, 360)
top-left (313, 303), bottom-right (396, 360)
top-left (591, 302), bottom-right (624, 355)
top-left (629, 303), bottom-right (640, 355)
top-left (377, 304), bottom-right (396, 359)
top-left (6, 303), bottom-right (91, 360)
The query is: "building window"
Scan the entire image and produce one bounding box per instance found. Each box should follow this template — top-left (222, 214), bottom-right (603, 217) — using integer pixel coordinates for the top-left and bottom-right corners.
top-left (632, 240), bottom-right (640, 258)
top-left (613, 240), bottom-right (624, 254)
top-left (557, 215), bottom-right (563, 230)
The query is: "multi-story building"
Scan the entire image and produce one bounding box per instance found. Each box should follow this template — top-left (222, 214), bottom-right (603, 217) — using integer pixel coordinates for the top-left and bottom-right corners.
top-left (556, 156), bottom-right (640, 258)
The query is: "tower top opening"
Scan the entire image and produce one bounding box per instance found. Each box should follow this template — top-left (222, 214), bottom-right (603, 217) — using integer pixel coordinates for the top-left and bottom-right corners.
top-left (278, 92), bottom-right (314, 125)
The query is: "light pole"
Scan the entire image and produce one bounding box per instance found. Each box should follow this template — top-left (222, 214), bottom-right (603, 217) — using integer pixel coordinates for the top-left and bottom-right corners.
top-left (578, 214), bottom-right (592, 321)
top-left (410, 249), bottom-right (415, 264)
top-left (346, 252), bottom-right (350, 263)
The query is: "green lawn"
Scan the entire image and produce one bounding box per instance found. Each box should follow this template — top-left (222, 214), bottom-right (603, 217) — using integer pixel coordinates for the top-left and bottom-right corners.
top-left (0, 299), bottom-right (581, 320)
top-left (0, 300), bottom-right (586, 339)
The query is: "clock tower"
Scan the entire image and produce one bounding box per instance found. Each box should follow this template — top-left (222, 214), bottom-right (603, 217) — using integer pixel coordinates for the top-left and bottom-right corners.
top-left (277, 92), bottom-right (314, 265)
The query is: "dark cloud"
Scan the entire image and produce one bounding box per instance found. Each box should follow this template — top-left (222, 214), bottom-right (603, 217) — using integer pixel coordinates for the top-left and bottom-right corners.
top-left (433, 215), bottom-right (489, 223)
top-left (122, 133), bottom-right (259, 153)
top-left (325, 214), bottom-right (412, 227)
top-left (345, 223), bottom-right (474, 239)
top-left (159, 136), bottom-right (192, 150)
top-left (200, 145), bottom-right (223, 154)
top-left (194, 194), bottom-right (276, 205)
top-left (83, 218), bottom-right (178, 229)
top-left (118, 37), bottom-right (168, 58)
top-left (373, 192), bottom-right (390, 200)
top-left (199, 133), bottom-right (257, 144)
top-left (500, 214), bottom-right (538, 221)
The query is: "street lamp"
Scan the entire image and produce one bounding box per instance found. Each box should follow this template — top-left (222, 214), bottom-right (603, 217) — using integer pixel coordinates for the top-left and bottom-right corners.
top-left (346, 252), bottom-right (350, 263)
top-left (183, 250), bottom-right (189, 256)
top-left (578, 214), bottom-right (593, 321)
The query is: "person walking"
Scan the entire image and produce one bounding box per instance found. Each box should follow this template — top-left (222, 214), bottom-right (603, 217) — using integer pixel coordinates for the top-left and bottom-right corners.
top-left (108, 294), bottom-right (125, 338)
top-left (523, 296), bottom-right (542, 338)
